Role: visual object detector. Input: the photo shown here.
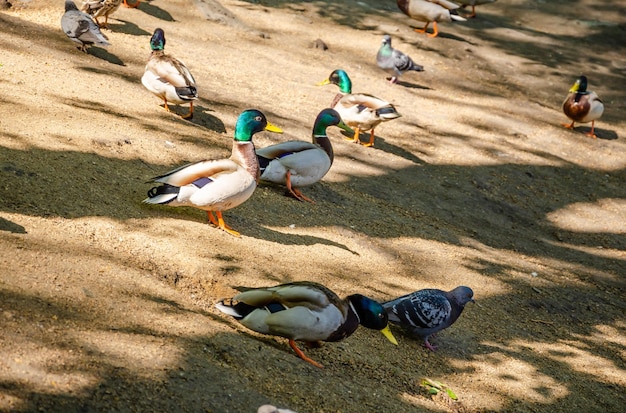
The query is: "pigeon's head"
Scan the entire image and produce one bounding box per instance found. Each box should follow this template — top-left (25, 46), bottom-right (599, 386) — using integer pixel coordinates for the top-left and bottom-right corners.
top-left (450, 286), bottom-right (474, 307)
top-left (150, 28), bottom-right (166, 51)
top-left (381, 34), bottom-right (392, 47)
top-left (65, 0), bottom-right (78, 12)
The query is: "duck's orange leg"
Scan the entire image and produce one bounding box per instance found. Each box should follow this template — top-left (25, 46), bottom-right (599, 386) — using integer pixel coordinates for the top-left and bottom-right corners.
top-left (586, 120), bottom-right (598, 139)
top-left (286, 172), bottom-right (314, 203)
top-left (123, 0), bottom-right (140, 8)
top-left (289, 340), bottom-right (324, 368)
top-left (162, 98), bottom-right (171, 112)
top-left (427, 22), bottom-right (439, 38)
top-left (362, 129), bottom-right (376, 147)
top-left (207, 211), bottom-right (240, 237)
top-left (181, 102), bottom-right (194, 120)
top-left (414, 22), bottom-right (430, 34)
top-left (561, 121), bottom-right (575, 129)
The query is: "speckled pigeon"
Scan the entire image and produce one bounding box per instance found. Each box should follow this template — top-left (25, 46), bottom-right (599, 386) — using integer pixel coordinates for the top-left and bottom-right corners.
top-left (376, 34), bottom-right (424, 84)
top-left (61, 0), bottom-right (110, 53)
top-left (383, 286), bottom-right (474, 350)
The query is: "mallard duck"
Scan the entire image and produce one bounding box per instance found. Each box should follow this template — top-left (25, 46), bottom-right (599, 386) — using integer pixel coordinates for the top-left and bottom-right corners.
top-left (61, 0), bottom-right (110, 53)
top-left (142, 28), bottom-right (198, 120)
top-left (562, 75), bottom-right (604, 139)
top-left (383, 286), bottom-right (474, 351)
top-left (397, 0), bottom-right (466, 38)
top-left (80, 0), bottom-right (122, 29)
top-left (318, 69), bottom-right (401, 147)
top-left (256, 108), bottom-right (352, 203)
top-left (453, 0), bottom-right (497, 19)
top-left (143, 109), bottom-right (282, 237)
top-left (216, 281), bottom-right (398, 368)
top-left (376, 34), bottom-right (424, 84)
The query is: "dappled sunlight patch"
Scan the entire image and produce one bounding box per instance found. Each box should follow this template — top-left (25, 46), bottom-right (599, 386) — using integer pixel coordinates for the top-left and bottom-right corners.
top-left (0, 340), bottom-right (98, 409)
top-left (0, 355), bottom-right (97, 396)
top-left (540, 340), bottom-right (626, 386)
top-left (582, 322), bottom-right (626, 350)
top-left (458, 346), bottom-right (569, 404)
top-left (547, 198), bottom-right (626, 234)
top-left (77, 331), bottom-right (182, 377)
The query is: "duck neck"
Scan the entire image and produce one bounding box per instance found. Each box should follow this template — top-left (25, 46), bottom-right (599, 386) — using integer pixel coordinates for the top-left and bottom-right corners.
top-left (312, 134), bottom-right (334, 164)
top-left (230, 141), bottom-right (260, 181)
top-left (326, 301), bottom-right (360, 342)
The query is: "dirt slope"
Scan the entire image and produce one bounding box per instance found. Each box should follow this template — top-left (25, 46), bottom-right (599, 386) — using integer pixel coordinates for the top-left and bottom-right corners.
top-left (0, 0), bottom-right (625, 412)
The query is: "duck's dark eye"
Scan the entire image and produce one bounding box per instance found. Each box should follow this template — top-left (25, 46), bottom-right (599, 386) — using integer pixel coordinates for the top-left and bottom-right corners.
top-left (254, 116), bottom-right (262, 122)
top-left (378, 313), bottom-right (385, 319)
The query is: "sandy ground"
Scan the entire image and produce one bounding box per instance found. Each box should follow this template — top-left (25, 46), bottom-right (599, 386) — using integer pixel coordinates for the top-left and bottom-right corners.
top-left (0, 0), bottom-right (625, 412)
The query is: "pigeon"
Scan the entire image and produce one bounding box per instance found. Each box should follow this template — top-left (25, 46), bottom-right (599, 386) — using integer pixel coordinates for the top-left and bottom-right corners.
top-left (376, 34), bottom-right (424, 84)
top-left (80, 0), bottom-right (123, 29)
top-left (61, 0), bottom-right (110, 53)
top-left (383, 286), bottom-right (474, 350)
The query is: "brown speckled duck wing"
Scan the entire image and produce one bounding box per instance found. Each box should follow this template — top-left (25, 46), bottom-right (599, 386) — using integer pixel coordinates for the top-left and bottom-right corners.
top-left (234, 282), bottom-right (338, 311)
top-left (146, 54), bottom-right (197, 89)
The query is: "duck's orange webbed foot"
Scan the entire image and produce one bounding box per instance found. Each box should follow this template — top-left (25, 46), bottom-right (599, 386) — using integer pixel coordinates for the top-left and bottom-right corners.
top-left (123, 0), bottom-right (140, 8)
top-left (289, 339), bottom-right (324, 368)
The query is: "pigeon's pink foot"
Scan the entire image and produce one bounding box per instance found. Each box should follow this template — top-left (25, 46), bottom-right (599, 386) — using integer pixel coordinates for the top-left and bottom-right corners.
top-left (424, 339), bottom-right (438, 351)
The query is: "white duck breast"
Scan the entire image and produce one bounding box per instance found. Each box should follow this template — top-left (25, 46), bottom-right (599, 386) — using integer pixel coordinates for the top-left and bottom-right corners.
top-left (257, 142), bottom-right (331, 187)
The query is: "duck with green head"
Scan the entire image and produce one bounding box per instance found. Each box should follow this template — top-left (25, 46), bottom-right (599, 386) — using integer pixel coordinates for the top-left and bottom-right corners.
top-left (318, 69), bottom-right (401, 147)
top-left (562, 75), bottom-right (604, 139)
top-left (143, 110), bottom-right (283, 236)
top-left (454, 0), bottom-right (497, 19)
top-left (142, 28), bottom-right (198, 120)
top-left (397, 0), bottom-right (466, 38)
top-left (216, 281), bottom-right (398, 368)
top-left (256, 108), bottom-right (353, 203)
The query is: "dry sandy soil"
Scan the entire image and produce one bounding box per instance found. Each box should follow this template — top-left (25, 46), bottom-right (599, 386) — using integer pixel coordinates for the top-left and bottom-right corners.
top-left (1, 0), bottom-right (625, 412)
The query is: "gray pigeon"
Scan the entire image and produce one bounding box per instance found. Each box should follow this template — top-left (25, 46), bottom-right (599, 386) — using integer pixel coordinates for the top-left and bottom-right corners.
top-left (61, 0), bottom-right (110, 53)
top-left (383, 286), bottom-right (473, 350)
top-left (376, 34), bottom-right (424, 84)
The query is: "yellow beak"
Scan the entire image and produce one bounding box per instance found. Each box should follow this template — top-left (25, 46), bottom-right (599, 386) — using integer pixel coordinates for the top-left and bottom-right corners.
top-left (380, 325), bottom-right (398, 345)
top-left (264, 121), bottom-right (283, 134)
top-left (316, 78), bottom-right (331, 86)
